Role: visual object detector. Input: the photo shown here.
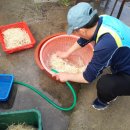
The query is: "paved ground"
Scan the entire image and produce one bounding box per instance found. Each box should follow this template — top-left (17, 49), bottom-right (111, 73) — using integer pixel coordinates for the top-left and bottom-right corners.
top-left (0, 0), bottom-right (130, 130)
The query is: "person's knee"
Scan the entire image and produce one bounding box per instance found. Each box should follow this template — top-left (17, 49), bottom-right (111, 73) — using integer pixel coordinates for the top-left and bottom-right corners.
top-left (97, 75), bottom-right (116, 95)
top-left (97, 75), bottom-right (108, 91)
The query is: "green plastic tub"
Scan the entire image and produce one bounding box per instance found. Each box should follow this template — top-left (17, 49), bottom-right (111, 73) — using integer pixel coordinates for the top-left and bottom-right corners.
top-left (0, 109), bottom-right (42, 130)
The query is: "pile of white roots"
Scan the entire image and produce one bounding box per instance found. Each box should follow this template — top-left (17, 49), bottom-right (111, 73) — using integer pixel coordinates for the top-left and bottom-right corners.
top-left (6, 123), bottom-right (37, 130)
top-left (3, 28), bottom-right (31, 49)
top-left (50, 54), bottom-right (86, 73)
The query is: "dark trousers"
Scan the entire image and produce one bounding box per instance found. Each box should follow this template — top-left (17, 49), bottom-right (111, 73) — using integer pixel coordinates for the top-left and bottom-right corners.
top-left (96, 73), bottom-right (130, 103)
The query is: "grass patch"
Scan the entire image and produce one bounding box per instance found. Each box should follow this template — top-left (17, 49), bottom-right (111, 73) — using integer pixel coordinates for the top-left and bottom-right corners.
top-left (59, 0), bottom-right (71, 6)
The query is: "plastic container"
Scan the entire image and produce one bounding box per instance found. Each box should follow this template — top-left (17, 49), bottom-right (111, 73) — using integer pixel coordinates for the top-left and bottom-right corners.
top-left (0, 109), bottom-right (42, 130)
top-left (0, 74), bottom-right (14, 101)
top-left (34, 32), bottom-right (66, 70)
top-left (0, 22), bottom-right (36, 53)
top-left (39, 34), bottom-right (93, 75)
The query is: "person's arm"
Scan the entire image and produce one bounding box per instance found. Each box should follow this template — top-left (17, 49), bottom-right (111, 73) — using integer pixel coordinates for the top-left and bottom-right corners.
top-left (56, 41), bottom-right (81, 58)
top-left (83, 33), bottom-right (118, 82)
top-left (52, 38), bottom-right (91, 83)
top-left (66, 41), bottom-right (82, 56)
top-left (56, 38), bottom-right (90, 58)
top-left (52, 72), bottom-right (88, 83)
top-left (53, 34), bottom-right (118, 83)
top-left (67, 37), bottom-right (91, 54)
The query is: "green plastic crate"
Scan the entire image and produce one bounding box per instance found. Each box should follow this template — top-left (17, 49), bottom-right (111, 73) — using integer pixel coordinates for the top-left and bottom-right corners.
top-left (0, 109), bottom-right (42, 130)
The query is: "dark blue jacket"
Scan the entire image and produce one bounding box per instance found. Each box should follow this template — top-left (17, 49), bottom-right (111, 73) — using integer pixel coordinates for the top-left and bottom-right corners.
top-left (77, 16), bottom-right (130, 82)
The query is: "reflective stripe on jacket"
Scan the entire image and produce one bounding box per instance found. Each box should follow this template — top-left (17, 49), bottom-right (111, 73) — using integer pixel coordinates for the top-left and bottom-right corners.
top-left (96, 15), bottom-right (130, 48)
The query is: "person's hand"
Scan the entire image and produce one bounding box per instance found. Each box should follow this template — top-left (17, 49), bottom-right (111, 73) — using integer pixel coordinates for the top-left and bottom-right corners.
top-left (52, 72), bottom-right (88, 83)
top-left (52, 72), bottom-right (69, 82)
top-left (56, 51), bottom-right (69, 59)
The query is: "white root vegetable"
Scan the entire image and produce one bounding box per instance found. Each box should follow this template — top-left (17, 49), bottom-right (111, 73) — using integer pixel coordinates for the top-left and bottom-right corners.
top-left (3, 28), bottom-right (31, 49)
top-left (50, 54), bottom-right (86, 73)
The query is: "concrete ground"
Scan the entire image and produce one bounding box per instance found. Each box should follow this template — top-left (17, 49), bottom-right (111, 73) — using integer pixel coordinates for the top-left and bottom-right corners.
top-left (0, 0), bottom-right (130, 130)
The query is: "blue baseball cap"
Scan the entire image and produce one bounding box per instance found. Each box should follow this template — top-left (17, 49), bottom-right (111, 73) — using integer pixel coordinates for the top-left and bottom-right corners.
top-left (67, 2), bottom-right (97, 34)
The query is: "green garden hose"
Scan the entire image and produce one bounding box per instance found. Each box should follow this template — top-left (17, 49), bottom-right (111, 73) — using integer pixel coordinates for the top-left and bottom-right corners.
top-left (13, 69), bottom-right (77, 111)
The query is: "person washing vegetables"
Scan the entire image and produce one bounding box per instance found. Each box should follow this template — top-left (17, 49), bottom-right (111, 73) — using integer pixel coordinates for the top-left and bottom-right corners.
top-left (52, 2), bottom-right (130, 110)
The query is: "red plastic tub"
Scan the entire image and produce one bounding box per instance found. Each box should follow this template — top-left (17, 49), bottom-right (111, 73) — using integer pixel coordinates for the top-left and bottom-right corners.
top-left (35, 33), bottom-right (93, 76)
top-left (0, 22), bottom-right (36, 53)
top-left (34, 32), bottom-right (66, 71)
